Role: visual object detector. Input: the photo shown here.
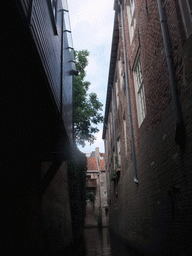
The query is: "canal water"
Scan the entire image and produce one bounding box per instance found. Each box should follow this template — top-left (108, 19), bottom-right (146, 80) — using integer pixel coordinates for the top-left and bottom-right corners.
top-left (76, 201), bottom-right (141, 256)
top-left (61, 202), bottom-right (141, 255)
top-left (83, 227), bottom-right (142, 256)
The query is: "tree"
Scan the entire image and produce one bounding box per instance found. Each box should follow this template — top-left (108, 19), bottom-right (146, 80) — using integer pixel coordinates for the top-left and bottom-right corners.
top-left (74, 50), bottom-right (103, 147)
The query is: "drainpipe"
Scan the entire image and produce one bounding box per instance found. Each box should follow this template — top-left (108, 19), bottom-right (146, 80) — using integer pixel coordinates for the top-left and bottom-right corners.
top-left (157, 0), bottom-right (185, 149)
top-left (118, 1), bottom-right (138, 183)
top-left (60, 9), bottom-right (65, 115)
top-left (110, 84), bottom-right (116, 155)
top-left (104, 133), bottom-right (111, 207)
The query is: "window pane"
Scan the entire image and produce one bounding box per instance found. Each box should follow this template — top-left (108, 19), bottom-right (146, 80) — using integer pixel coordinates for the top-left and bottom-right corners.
top-left (133, 52), bottom-right (146, 126)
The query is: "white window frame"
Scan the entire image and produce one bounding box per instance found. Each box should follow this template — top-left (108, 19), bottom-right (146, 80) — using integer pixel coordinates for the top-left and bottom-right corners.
top-left (118, 51), bottom-right (123, 90)
top-left (126, 0), bottom-right (136, 43)
top-left (115, 79), bottom-right (119, 109)
top-left (123, 117), bottom-right (127, 156)
top-left (117, 138), bottom-right (121, 166)
top-left (178, 0), bottom-right (192, 38)
top-left (133, 51), bottom-right (146, 127)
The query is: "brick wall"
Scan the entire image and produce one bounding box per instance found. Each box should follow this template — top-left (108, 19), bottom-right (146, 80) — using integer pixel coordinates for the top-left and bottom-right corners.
top-left (105, 0), bottom-right (192, 254)
top-left (42, 161), bottom-right (73, 254)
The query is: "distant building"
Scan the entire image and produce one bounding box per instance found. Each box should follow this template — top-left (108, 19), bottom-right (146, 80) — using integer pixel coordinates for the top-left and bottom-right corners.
top-left (103, 0), bottom-right (192, 255)
top-left (86, 148), bottom-right (109, 227)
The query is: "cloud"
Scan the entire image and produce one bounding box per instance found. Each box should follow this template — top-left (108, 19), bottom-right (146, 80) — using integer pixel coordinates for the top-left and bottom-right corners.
top-left (68, 0), bottom-right (114, 153)
top-left (78, 129), bottom-right (104, 153)
top-left (70, 0), bottom-right (113, 28)
top-left (85, 56), bottom-right (98, 76)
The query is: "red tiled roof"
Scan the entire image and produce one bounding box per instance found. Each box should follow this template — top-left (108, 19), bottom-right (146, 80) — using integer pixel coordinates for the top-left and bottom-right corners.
top-left (87, 157), bottom-right (98, 170)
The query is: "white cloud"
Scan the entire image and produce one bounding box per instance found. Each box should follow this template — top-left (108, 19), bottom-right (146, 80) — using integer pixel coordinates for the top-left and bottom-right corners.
top-left (67, 0), bottom-right (114, 153)
top-left (70, 0), bottom-right (113, 28)
top-left (78, 129), bottom-right (104, 153)
top-left (85, 56), bottom-right (98, 76)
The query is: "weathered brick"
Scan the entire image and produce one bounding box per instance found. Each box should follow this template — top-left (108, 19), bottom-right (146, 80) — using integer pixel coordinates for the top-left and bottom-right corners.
top-left (103, 0), bottom-right (192, 255)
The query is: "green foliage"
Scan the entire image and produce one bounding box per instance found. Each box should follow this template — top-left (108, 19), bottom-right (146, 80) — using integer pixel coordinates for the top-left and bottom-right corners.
top-left (74, 50), bottom-right (104, 147)
top-left (110, 170), bottom-right (117, 181)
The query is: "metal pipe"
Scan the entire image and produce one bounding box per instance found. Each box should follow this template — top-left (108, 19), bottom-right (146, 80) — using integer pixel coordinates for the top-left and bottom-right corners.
top-left (60, 10), bottom-right (64, 115)
top-left (157, 0), bottom-right (185, 149)
top-left (118, 1), bottom-right (138, 183)
top-left (111, 85), bottom-right (117, 155)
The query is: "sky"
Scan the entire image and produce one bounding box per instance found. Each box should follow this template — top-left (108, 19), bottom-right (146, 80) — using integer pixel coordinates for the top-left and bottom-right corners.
top-left (67, 0), bottom-right (115, 153)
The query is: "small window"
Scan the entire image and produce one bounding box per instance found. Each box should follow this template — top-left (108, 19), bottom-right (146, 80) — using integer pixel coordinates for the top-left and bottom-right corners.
top-left (115, 80), bottom-right (119, 109)
top-left (117, 138), bottom-right (121, 167)
top-left (123, 116), bottom-right (128, 156)
top-left (130, 0), bottom-right (135, 16)
top-left (126, 0), bottom-right (136, 43)
top-left (133, 51), bottom-right (146, 127)
top-left (118, 53), bottom-right (123, 90)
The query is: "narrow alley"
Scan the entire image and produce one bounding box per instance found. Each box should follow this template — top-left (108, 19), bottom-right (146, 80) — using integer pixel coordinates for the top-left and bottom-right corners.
top-left (61, 201), bottom-right (142, 256)
top-left (2, 0), bottom-right (192, 255)
top-left (83, 201), bottom-right (142, 256)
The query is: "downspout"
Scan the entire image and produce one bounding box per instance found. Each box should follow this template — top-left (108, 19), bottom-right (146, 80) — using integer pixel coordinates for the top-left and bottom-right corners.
top-left (110, 85), bottom-right (117, 155)
top-left (118, 1), bottom-right (138, 183)
top-left (157, 0), bottom-right (185, 149)
top-left (105, 133), bottom-right (111, 206)
top-left (60, 9), bottom-right (64, 115)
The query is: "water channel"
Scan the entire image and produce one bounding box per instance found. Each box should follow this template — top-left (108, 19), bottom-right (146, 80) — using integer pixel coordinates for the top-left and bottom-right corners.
top-left (83, 227), bottom-right (141, 256)
top-left (61, 200), bottom-right (142, 255)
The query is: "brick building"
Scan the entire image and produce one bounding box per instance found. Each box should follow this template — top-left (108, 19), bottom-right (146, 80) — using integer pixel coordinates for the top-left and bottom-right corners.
top-left (103, 0), bottom-right (192, 255)
top-left (85, 148), bottom-right (109, 227)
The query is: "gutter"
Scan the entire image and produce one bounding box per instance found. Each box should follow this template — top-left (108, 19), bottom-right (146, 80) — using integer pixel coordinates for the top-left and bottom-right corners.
top-left (118, 0), bottom-right (138, 183)
top-left (102, 11), bottom-right (119, 140)
top-left (157, 0), bottom-right (185, 149)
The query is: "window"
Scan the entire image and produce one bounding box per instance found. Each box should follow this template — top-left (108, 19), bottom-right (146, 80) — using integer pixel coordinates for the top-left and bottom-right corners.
top-left (130, 0), bottom-right (135, 15)
top-left (118, 51), bottom-right (123, 90)
top-left (115, 79), bottom-right (119, 109)
top-left (126, 0), bottom-right (136, 43)
top-left (178, 0), bottom-right (192, 38)
top-left (133, 51), bottom-right (146, 127)
top-left (117, 139), bottom-right (121, 166)
top-left (123, 116), bottom-right (127, 156)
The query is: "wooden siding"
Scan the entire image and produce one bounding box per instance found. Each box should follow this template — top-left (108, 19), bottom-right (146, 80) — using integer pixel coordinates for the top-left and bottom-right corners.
top-left (19, 0), bottom-right (73, 141)
top-left (30, 0), bottom-right (61, 110)
top-left (20, 0), bottom-right (31, 17)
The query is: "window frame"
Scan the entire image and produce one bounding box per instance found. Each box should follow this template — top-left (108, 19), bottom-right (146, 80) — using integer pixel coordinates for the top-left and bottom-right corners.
top-left (117, 138), bottom-right (121, 167)
top-left (115, 74), bottom-right (119, 109)
top-left (123, 115), bottom-right (128, 156)
top-left (133, 51), bottom-right (146, 127)
top-left (126, 0), bottom-right (136, 43)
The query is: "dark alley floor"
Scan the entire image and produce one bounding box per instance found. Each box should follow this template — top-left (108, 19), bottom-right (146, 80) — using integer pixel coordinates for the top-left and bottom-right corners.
top-left (60, 202), bottom-right (142, 256)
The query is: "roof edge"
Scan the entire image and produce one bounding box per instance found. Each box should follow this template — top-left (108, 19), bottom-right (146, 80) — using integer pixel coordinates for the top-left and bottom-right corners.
top-left (102, 10), bottom-right (119, 140)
